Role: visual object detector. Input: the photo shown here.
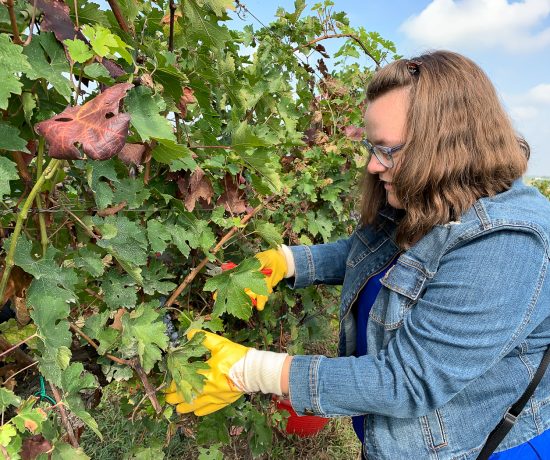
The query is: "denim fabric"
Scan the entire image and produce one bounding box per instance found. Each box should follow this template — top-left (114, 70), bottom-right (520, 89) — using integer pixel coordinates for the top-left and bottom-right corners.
top-left (287, 179), bottom-right (550, 459)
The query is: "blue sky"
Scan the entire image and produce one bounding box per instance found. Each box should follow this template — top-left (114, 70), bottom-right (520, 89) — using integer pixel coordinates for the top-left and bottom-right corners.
top-left (229, 0), bottom-right (550, 176)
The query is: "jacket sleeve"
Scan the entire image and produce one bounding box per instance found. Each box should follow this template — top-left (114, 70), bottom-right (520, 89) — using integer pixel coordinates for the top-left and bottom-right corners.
top-left (286, 238), bottom-right (353, 289)
top-left (288, 229), bottom-right (550, 417)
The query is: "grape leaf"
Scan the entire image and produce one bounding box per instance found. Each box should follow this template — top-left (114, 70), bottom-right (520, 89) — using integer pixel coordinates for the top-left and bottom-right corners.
top-left (179, 0), bottom-right (232, 51)
top-left (101, 271), bottom-right (137, 310)
top-left (73, 247), bottom-right (106, 277)
top-left (0, 156), bottom-right (19, 198)
top-left (203, 258), bottom-right (268, 320)
top-left (254, 222), bottom-right (283, 248)
top-left (9, 235), bottom-right (77, 293)
top-left (12, 402), bottom-right (47, 434)
top-left (35, 83), bottom-right (133, 160)
top-left (83, 311), bottom-right (120, 355)
top-left (0, 34), bottom-right (32, 110)
top-left (147, 220), bottom-right (172, 253)
top-left (125, 86), bottom-right (176, 142)
top-left (23, 33), bottom-right (72, 100)
top-left (64, 38), bottom-right (94, 63)
top-left (151, 139), bottom-right (196, 168)
top-left (166, 332), bottom-right (209, 403)
top-left (141, 260), bottom-right (177, 295)
top-left (49, 441), bottom-right (91, 459)
top-left (28, 280), bottom-right (74, 386)
top-left (216, 174), bottom-right (246, 214)
top-left (121, 304), bottom-right (168, 373)
top-left (61, 363), bottom-right (102, 439)
top-left (0, 122), bottom-right (30, 152)
top-left (112, 178), bottom-right (151, 209)
top-left (94, 215), bottom-right (149, 267)
top-left (0, 388), bottom-right (21, 414)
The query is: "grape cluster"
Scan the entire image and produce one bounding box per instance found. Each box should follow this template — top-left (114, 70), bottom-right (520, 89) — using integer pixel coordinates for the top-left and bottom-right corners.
top-left (160, 297), bottom-right (179, 347)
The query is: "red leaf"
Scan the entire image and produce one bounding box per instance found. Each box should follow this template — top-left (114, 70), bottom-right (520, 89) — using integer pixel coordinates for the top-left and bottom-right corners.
top-left (216, 174), bottom-right (247, 214)
top-left (343, 125), bottom-right (366, 141)
top-left (118, 143), bottom-right (147, 165)
top-left (21, 435), bottom-right (52, 460)
top-left (177, 87), bottom-right (197, 117)
top-left (35, 83), bottom-right (133, 160)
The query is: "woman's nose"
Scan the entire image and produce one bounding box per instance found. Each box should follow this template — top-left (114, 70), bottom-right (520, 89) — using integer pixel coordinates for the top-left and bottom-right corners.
top-left (366, 154), bottom-right (388, 174)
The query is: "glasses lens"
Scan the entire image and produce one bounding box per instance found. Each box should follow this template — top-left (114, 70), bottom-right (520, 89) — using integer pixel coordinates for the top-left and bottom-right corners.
top-left (373, 147), bottom-right (393, 168)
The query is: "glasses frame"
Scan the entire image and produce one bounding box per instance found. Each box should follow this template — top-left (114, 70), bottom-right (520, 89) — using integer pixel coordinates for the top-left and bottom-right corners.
top-left (361, 139), bottom-right (405, 169)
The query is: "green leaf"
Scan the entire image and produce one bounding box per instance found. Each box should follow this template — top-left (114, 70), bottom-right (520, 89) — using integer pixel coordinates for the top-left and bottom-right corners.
top-left (203, 258), bottom-right (268, 320)
top-left (166, 332), bottom-right (209, 403)
top-left (200, 0), bottom-right (235, 16)
top-left (0, 388), bottom-right (21, 414)
top-left (243, 149), bottom-right (283, 194)
top-left (50, 442), bottom-right (91, 460)
top-left (69, 0), bottom-right (110, 27)
top-left (61, 363), bottom-right (102, 439)
top-left (151, 140), bottom-right (196, 168)
top-left (28, 280), bottom-right (74, 386)
top-left (23, 32), bottom-right (72, 101)
top-left (81, 25), bottom-right (132, 63)
top-left (83, 63), bottom-right (114, 83)
top-left (146, 220), bottom-right (172, 253)
top-left (94, 215), bottom-right (149, 267)
top-left (179, 0), bottom-right (232, 51)
top-left (9, 235), bottom-right (77, 293)
top-left (0, 33), bottom-right (32, 109)
top-left (141, 260), bottom-right (176, 295)
top-left (0, 156), bottom-right (19, 198)
top-left (198, 444), bottom-right (223, 460)
top-left (124, 446), bottom-right (165, 460)
top-left (121, 303), bottom-right (168, 373)
top-left (12, 399), bottom-right (47, 434)
top-left (126, 86), bottom-right (176, 142)
top-left (0, 123), bottom-right (29, 152)
top-left (83, 310), bottom-right (120, 355)
top-left (101, 271), bottom-right (137, 310)
top-left (178, 215), bottom-right (216, 253)
top-left (0, 423), bottom-right (17, 448)
top-left (73, 247), bottom-right (106, 277)
top-left (64, 38), bottom-right (94, 63)
top-left (306, 210), bottom-right (334, 242)
top-left (254, 222), bottom-right (283, 247)
top-left (112, 178), bottom-right (151, 209)
top-left (0, 319), bottom-right (38, 350)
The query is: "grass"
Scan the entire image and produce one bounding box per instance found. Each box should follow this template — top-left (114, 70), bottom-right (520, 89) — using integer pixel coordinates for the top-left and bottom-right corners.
top-left (80, 392), bottom-right (361, 459)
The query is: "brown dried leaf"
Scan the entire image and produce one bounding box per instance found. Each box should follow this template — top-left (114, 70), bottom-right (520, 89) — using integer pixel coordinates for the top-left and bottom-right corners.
top-left (35, 0), bottom-right (74, 42)
top-left (180, 167), bottom-right (214, 212)
top-left (110, 308), bottom-right (126, 331)
top-left (118, 143), bottom-right (147, 165)
top-left (216, 174), bottom-right (247, 214)
top-left (161, 11), bottom-right (183, 24)
top-left (177, 87), bottom-right (197, 117)
top-left (21, 435), bottom-right (52, 460)
top-left (35, 83), bottom-right (133, 160)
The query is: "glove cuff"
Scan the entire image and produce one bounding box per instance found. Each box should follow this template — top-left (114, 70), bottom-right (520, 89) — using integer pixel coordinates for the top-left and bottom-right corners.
top-left (229, 349), bottom-right (289, 396)
top-left (279, 245), bottom-right (295, 278)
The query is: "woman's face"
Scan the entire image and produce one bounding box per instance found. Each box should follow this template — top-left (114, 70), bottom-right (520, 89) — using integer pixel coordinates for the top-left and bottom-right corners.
top-left (365, 87), bottom-right (410, 209)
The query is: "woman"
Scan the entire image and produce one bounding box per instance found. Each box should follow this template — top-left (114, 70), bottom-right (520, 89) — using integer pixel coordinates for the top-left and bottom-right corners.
top-left (166, 51), bottom-right (550, 459)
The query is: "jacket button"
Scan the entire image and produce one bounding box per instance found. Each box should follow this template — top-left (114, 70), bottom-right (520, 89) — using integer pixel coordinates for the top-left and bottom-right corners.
top-left (304, 409), bottom-right (315, 416)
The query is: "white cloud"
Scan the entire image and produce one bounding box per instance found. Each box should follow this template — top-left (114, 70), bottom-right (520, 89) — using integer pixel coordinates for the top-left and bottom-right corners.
top-left (509, 105), bottom-right (539, 120)
top-left (528, 83), bottom-right (550, 102)
top-left (400, 0), bottom-right (550, 53)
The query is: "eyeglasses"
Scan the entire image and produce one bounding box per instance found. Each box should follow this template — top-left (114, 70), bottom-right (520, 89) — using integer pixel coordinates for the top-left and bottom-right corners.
top-left (361, 139), bottom-right (405, 169)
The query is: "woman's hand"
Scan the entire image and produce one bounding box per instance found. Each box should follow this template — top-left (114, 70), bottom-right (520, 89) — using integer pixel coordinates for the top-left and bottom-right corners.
top-left (165, 330), bottom-right (289, 416)
top-left (247, 248), bottom-right (288, 310)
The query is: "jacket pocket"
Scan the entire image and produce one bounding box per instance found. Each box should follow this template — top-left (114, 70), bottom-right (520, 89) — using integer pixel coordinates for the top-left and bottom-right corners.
top-left (369, 256), bottom-right (431, 330)
top-left (420, 409), bottom-right (448, 450)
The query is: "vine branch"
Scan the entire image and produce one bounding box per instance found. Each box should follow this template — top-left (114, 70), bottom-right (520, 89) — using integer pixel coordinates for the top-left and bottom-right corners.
top-left (106, 0), bottom-right (132, 35)
top-left (293, 33), bottom-right (381, 69)
top-left (0, 159), bottom-right (60, 302)
top-left (6, 0), bottom-right (23, 45)
top-left (49, 384), bottom-right (79, 448)
top-left (166, 197), bottom-right (273, 307)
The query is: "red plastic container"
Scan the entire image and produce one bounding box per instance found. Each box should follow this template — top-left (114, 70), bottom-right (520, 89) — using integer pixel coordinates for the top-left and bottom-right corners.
top-left (275, 398), bottom-right (330, 437)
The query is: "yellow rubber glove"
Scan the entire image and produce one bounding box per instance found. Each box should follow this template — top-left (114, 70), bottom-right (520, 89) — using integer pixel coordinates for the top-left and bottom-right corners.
top-left (165, 330), bottom-right (249, 416)
top-left (248, 248), bottom-right (288, 311)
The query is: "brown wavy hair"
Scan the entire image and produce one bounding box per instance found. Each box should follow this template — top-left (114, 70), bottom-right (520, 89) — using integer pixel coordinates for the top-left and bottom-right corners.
top-left (360, 50), bottom-right (529, 248)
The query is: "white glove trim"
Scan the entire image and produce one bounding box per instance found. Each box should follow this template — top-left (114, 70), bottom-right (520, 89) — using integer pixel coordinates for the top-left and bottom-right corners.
top-left (279, 245), bottom-right (295, 278)
top-left (229, 349), bottom-right (288, 396)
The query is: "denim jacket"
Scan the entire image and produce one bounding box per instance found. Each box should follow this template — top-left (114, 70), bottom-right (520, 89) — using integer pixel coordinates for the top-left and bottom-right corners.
top-left (287, 179), bottom-right (550, 459)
